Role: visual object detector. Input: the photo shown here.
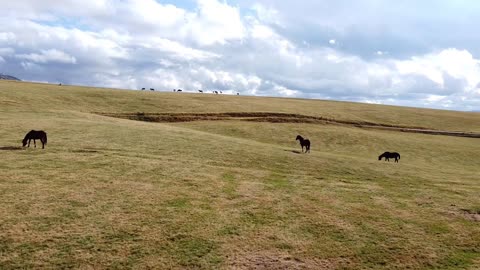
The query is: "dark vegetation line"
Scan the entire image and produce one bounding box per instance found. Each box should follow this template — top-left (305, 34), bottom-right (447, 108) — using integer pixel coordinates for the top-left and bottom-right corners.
top-left (95, 112), bottom-right (480, 138)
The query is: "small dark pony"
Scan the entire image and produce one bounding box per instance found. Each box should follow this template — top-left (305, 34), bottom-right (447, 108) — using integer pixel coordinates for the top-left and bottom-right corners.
top-left (22, 130), bottom-right (47, 149)
top-left (296, 135), bottom-right (311, 153)
top-left (378, 152), bottom-right (400, 162)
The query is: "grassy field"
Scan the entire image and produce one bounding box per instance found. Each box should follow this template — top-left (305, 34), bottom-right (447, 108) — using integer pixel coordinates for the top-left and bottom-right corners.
top-left (0, 80), bottom-right (479, 269)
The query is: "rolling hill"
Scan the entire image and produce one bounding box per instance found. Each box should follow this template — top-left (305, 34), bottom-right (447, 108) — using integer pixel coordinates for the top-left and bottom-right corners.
top-left (0, 74), bottom-right (20, 81)
top-left (0, 80), bottom-right (479, 269)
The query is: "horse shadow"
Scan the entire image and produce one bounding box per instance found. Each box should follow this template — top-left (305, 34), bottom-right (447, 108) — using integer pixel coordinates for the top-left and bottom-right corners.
top-left (0, 146), bottom-right (24, 151)
top-left (71, 149), bottom-right (99, 153)
top-left (285, 149), bottom-right (302, 154)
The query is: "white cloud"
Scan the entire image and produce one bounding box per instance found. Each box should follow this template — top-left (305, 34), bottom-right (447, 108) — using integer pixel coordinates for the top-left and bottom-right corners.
top-left (251, 24), bottom-right (275, 40)
top-left (0, 32), bottom-right (16, 43)
top-left (0, 0), bottom-right (113, 19)
top-left (274, 85), bottom-right (299, 97)
top-left (0, 0), bottom-right (479, 110)
top-left (16, 49), bottom-right (76, 64)
top-left (184, 0), bottom-right (246, 45)
top-left (0, 48), bottom-right (15, 56)
top-left (142, 38), bottom-right (220, 61)
top-left (251, 3), bottom-right (281, 25)
top-left (20, 61), bottom-right (42, 71)
top-left (124, 0), bottom-right (186, 28)
top-left (395, 49), bottom-right (480, 91)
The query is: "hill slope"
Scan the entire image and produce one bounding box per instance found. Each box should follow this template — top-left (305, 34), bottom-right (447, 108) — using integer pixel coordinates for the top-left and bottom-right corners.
top-left (1, 80), bottom-right (479, 132)
top-left (0, 81), bottom-right (479, 269)
top-left (0, 74), bottom-right (20, 81)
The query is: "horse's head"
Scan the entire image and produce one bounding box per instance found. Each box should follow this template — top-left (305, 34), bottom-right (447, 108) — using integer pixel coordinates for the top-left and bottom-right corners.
top-left (378, 152), bottom-right (388, 160)
top-left (296, 135), bottom-right (302, 141)
top-left (22, 138), bottom-right (28, 147)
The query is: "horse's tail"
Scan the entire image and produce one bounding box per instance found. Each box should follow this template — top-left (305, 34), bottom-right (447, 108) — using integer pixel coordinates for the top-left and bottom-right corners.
top-left (43, 132), bottom-right (47, 145)
top-left (397, 153), bottom-right (400, 159)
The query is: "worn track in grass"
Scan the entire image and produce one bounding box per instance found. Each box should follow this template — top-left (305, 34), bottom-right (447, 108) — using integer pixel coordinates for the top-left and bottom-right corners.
top-left (97, 112), bottom-right (480, 138)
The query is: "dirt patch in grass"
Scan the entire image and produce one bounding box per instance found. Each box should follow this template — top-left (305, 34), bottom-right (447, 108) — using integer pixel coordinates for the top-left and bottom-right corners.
top-left (96, 112), bottom-right (480, 138)
top-left (460, 208), bottom-right (480, 222)
top-left (96, 111), bottom-right (411, 127)
top-left (226, 252), bottom-right (353, 269)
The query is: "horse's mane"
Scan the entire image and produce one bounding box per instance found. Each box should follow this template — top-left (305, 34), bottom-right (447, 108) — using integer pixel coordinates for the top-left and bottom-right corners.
top-left (23, 130), bottom-right (34, 140)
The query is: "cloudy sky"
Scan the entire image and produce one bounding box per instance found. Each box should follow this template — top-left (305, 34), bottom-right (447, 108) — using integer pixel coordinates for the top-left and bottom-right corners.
top-left (1, 0), bottom-right (480, 111)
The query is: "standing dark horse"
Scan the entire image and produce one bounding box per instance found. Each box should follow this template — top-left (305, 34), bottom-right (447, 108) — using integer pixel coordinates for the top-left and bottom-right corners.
top-left (296, 135), bottom-right (311, 153)
top-left (22, 130), bottom-right (47, 149)
top-left (378, 152), bottom-right (400, 162)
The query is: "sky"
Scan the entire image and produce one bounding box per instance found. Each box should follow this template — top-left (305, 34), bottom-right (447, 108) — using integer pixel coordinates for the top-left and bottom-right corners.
top-left (1, 0), bottom-right (480, 111)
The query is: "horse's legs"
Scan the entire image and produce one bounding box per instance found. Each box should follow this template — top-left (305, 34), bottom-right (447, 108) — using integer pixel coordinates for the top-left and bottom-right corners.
top-left (34, 139), bottom-right (36, 148)
top-left (27, 139), bottom-right (31, 147)
top-left (41, 139), bottom-right (45, 149)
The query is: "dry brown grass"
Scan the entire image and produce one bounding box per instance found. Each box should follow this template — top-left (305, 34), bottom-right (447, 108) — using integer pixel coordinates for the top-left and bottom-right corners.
top-left (0, 80), bottom-right (479, 269)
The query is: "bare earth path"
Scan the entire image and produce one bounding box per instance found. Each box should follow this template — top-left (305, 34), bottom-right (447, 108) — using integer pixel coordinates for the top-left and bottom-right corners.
top-left (98, 112), bottom-right (480, 138)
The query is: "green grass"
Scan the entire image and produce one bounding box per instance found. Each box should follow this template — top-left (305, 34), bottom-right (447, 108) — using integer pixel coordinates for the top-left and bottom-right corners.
top-left (0, 80), bottom-right (479, 269)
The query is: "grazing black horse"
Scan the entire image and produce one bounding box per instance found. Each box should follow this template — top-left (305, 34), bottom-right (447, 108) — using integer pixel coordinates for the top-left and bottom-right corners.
top-left (296, 135), bottom-right (311, 153)
top-left (22, 130), bottom-right (47, 149)
top-left (378, 152), bottom-right (400, 162)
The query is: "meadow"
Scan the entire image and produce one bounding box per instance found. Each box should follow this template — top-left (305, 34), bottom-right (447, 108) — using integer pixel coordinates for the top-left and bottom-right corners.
top-left (0, 80), bottom-right (479, 269)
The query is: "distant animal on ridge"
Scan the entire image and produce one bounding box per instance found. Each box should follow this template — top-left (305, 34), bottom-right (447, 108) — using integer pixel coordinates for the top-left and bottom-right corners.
top-left (141, 88), bottom-right (145, 90)
top-left (150, 88), bottom-right (154, 91)
top-left (177, 89), bottom-right (183, 92)
top-left (296, 135), bottom-right (310, 153)
top-left (22, 130), bottom-right (47, 149)
top-left (198, 90), bottom-right (203, 93)
top-left (378, 152), bottom-right (400, 162)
